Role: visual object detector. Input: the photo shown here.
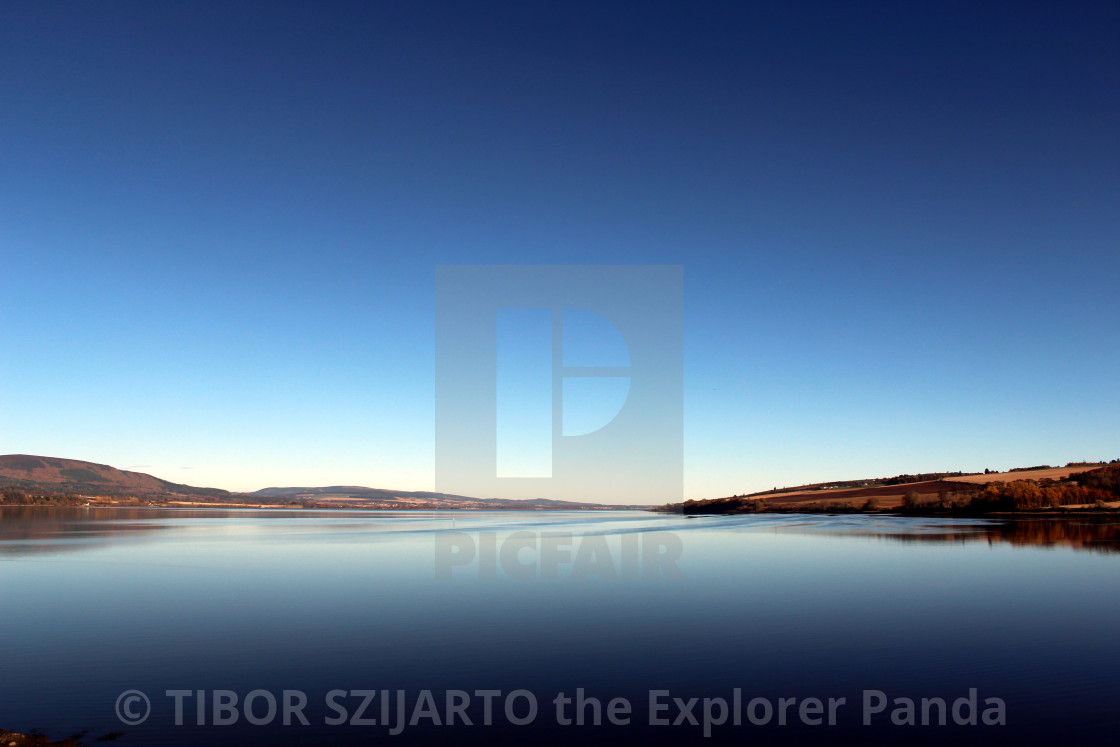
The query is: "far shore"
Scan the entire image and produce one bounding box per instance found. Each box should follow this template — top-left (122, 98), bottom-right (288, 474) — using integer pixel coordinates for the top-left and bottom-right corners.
top-left (4, 500), bottom-right (1120, 519)
top-left (0, 499), bottom-right (641, 511)
top-left (3, 462), bottom-right (1117, 516)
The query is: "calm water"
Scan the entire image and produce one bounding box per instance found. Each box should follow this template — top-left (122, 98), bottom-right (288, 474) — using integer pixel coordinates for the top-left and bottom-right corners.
top-left (2, 507), bottom-right (1119, 745)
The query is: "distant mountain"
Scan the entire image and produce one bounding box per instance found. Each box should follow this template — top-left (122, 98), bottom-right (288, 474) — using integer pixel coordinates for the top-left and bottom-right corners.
top-left (0, 454), bottom-right (231, 499)
top-left (249, 486), bottom-right (617, 510)
top-left (0, 455), bottom-right (620, 509)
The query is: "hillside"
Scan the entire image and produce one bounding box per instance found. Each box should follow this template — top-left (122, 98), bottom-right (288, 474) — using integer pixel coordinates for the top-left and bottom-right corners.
top-left (944, 466), bottom-right (1094, 484)
top-left (0, 455), bottom-right (619, 510)
top-left (250, 486), bottom-right (617, 510)
top-left (659, 461), bottom-right (1120, 514)
top-left (0, 455), bottom-right (230, 499)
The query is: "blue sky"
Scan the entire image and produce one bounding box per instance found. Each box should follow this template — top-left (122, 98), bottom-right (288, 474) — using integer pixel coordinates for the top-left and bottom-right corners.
top-left (2, 1), bottom-right (1117, 501)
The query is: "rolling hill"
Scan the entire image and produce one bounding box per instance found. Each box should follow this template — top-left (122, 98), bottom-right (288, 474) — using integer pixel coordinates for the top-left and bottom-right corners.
top-left (659, 462), bottom-right (1119, 513)
top-left (0, 454), bottom-right (231, 499)
top-left (0, 455), bottom-right (619, 509)
top-left (249, 486), bottom-right (616, 509)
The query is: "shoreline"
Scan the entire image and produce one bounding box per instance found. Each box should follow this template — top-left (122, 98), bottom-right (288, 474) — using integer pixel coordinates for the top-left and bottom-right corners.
top-left (0, 728), bottom-right (93, 747)
top-left (664, 506), bottom-right (1120, 517)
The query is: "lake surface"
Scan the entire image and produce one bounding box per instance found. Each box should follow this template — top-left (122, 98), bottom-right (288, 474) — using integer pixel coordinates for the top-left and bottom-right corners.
top-left (2, 507), bottom-right (1119, 745)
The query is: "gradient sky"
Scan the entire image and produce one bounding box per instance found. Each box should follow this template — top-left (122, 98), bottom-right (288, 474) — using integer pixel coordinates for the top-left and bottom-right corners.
top-left (2, 1), bottom-right (1117, 502)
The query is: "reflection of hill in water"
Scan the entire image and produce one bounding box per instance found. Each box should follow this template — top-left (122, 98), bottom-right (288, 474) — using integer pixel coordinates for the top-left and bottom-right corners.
top-left (808, 517), bottom-right (1120, 554)
top-left (5, 507), bottom-right (1120, 558)
top-left (0, 506), bottom-right (439, 557)
top-left (0, 506), bottom-right (177, 556)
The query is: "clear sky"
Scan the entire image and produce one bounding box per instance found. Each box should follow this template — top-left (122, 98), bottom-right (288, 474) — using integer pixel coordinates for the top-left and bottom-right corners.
top-left (2, 1), bottom-right (1117, 502)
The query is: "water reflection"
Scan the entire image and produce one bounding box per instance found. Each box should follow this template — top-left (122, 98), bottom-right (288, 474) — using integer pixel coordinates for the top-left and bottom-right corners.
top-left (774, 515), bottom-right (1120, 554)
top-left (3, 507), bottom-right (1119, 558)
top-left (0, 507), bottom-right (173, 556)
top-left (3, 507), bottom-right (1120, 746)
top-left (0, 507), bottom-right (685, 557)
